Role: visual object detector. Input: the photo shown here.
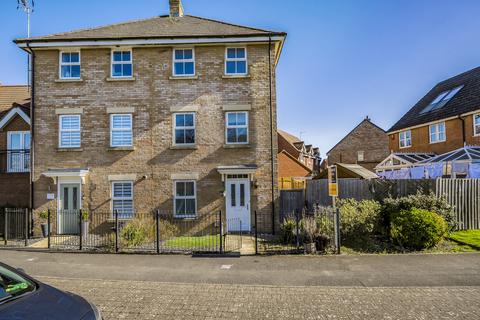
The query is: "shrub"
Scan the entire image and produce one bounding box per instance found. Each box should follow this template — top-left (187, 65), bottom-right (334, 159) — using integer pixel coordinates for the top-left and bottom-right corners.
top-left (382, 192), bottom-right (456, 231)
top-left (120, 216), bottom-right (179, 247)
top-left (302, 216), bottom-right (318, 243)
top-left (280, 216), bottom-right (297, 244)
top-left (337, 199), bottom-right (382, 240)
top-left (390, 208), bottom-right (448, 250)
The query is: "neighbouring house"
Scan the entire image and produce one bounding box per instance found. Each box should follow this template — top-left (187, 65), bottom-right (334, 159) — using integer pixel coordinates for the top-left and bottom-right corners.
top-left (0, 85), bottom-right (31, 207)
top-left (277, 129), bottom-right (321, 175)
top-left (324, 116), bottom-right (389, 172)
top-left (14, 0), bottom-right (286, 234)
top-left (378, 66), bottom-right (480, 179)
top-left (316, 163), bottom-right (378, 180)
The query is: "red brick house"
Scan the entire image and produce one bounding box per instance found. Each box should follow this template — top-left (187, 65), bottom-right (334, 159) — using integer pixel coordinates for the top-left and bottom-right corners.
top-left (0, 85), bottom-right (31, 207)
top-left (277, 130), bottom-right (321, 176)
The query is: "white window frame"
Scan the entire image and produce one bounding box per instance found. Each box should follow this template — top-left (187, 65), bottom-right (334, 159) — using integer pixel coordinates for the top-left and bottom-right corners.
top-left (111, 181), bottom-right (134, 219)
top-left (225, 47), bottom-right (248, 75)
top-left (6, 131), bottom-right (30, 173)
top-left (429, 122), bottom-right (446, 144)
top-left (59, 115), bottom-right (81, 148)
top-left (225, 111), bottom-right (249, 145)
top-left (173, 113), bottom-right (196, 146)
top-left (172, 48), bottom-right (195, 77)
top-left (173, 180), bottom-right (197, 218)
top-left (474, 113), bottom-right (480, 137)
top-left (399, 130), bottom-right (412, 149)
top-left (111, 49), bottom-right (133, 78)
top-left (59, 51), bottom-right (81, 79)
top-left (110, 114), bottom-right (133, 147)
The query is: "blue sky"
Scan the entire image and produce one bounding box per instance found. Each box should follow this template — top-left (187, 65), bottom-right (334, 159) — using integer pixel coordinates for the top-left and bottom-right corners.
top-left (2, 0), bottom-right (480, 156)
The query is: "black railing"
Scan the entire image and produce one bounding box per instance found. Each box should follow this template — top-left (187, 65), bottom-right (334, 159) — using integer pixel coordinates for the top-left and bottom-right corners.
top-left (0, 149), bottom-right (30, 173)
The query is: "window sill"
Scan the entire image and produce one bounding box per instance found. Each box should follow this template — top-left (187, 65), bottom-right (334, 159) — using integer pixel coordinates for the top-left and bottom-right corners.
top-left (223, 144), bottom-right (251, 149)
top-left (399, 145), bottom-right (412, 149)
top-left (222, 74), bottom-right (250, 79)
top-left (173, 216), bottom-right (197, 220)
top-left (429, 140), bottom-right (446, 145)
top-left (57, 147), bottom-right (83, 152)
top-left (55, 78), bottom-right (83, 83)
top-left (170, 145), bottom-right (198, 150)
top-left (106, 77), bottom-right (136, 82)
top-left (169, 75), bottom-right (198, 80)
top-left (108, 146), bottom-right (135, 151)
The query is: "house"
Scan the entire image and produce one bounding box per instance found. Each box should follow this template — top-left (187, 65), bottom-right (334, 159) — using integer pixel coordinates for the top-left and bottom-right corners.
top-left (324, 116), bottom-right (389, 171)
top-left (0, 85), bottom-right (31, 207)
top-left (277, 129), bottom-right (321, 175)
top-left (388, 66), bottom-right (480, 154)
top-left (14, 0), bottom-right (286, 234)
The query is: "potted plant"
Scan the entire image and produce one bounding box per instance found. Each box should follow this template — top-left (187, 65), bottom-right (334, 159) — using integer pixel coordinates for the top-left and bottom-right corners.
top-left (81, 210), bottom-right (90, 240)
top-left (302, 216), bottom-right (318, 254)
top-left (39, 211), bottom-right (51, 238)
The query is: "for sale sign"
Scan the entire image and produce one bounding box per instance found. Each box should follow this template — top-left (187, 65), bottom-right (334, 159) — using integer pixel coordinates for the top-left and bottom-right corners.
top-left (328, 165), bottom-right (338, 197)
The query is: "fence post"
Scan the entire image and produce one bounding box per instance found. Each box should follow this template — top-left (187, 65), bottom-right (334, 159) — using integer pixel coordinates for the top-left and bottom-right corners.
top-left (114, 210), bottom-right (119, 253)
top-left (79, 209), bottom-right (83, 251)
top-left (295, 210), bottom-right (300, 251)
top-left (155, 210), bottom-right (160, 254)
top-left (219, 210), bottom-right (223, 254)
top-left (254, 210), bottom-right (258, 255)
top-left (334, 207), bottom-right (341, 254)
top-left (47, 209), bottom-right (51, 249)
top-left (24, 208), bottom-right (28, 247)
top-left (3, 208), bottom-right (7, 246)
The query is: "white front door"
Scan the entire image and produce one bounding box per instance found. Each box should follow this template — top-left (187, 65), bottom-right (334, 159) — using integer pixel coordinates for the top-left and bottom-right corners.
top-left (226, 178), bottom-right (251, 232)
top-left (58, 183), bottom-right (81, 234)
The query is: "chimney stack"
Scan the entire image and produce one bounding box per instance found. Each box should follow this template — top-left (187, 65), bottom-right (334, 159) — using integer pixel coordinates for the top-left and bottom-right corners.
top-left (169, 0), bottom-right (184, 17)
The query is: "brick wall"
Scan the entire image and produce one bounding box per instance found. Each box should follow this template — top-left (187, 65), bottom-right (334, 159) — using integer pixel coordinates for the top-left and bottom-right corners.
top-left (278, 152), bottom-right (311, 178)
top-left (389, 115), bottom-right (480, 153)
top-left (32, 44), bottom-right (279, 233)
top-left (327, 120), bottom-right (389, 171)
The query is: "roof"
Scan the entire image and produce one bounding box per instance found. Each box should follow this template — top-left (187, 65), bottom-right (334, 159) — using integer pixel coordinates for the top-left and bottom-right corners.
top-left (389, 66), bottom-right (480, 132)
top-left (15, 15), bottom-right (286, 43)
top-left (278, 150), bottom-right (312, 173)
top-left (419, 146), bottom-right (480, 163)
top-left (278, 129), bottom-right (301, 146)
top-left (326, 117), bottom-right (386, 155)
top-left (0, 106), bottom-right (31, 129)
top-left (0, 85), bottom-right (30, 112)
top-left (317, 163), bottom-right (378, 179)
top-left (375, 152), bottom-right (436, 171)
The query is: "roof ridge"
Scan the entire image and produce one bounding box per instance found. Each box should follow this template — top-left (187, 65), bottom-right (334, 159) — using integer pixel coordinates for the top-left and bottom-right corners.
top-left (0, 84), bottom-right (28, 87)
top-left (186, 15), bottom-right (282, 34)
top-left (18, 15), bottom-right (165, 41)
top-left (434, 66), bottom-right (480, 87)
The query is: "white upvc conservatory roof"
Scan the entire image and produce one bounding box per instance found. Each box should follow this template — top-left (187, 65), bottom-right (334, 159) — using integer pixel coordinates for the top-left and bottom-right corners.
top-left (375, 152), bottom-right (436, 172)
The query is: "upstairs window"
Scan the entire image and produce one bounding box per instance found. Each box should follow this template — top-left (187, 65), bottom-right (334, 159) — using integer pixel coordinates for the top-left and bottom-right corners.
top-left (226, 112), bottom-right (248, 144)
top-left (357, 150), bottom-right (365, 162)
top-left (111, 50), bottom-right (133, 78)
top-left (110, 114), bottom-right (133, 147)
top-left (429, 122), bottom-right (446, 143)
top-left (112, 181), bottom-right (133, 219)
top-left (399, 130), bottom-right (412, 148)
top-left (474, 114), bottom-right (480, 136)
top-left (60, 52), bottom-right (80, 79)
top-left (173, 49), bottom-right (195, 76)
top-left (59, 115), bottom-right (81, 148)
top-left (421, 86), bottom-right (463, 113)
top-left (174, 180), bottom-right (196, 218)
top-left (174, 113), bottom-right (195, 145)
top-left (225, 48), bottom-right (247, 75)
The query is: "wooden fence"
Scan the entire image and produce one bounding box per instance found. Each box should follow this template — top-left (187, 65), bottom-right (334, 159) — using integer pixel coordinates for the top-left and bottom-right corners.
top-left (279, 189), bottom-right (304, 220)
top-left (278, 177), bottom-right (307, 190)
top-left (279, 178), bottom-right (479, 230)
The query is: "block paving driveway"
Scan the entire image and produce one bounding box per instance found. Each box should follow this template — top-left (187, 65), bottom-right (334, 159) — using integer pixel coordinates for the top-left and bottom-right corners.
top-left (2, 251), bottom-right (480, 319)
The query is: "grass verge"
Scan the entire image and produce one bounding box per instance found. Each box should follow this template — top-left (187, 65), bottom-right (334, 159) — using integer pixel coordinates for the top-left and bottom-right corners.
top-left (164, 235), bottom-right (220, 249)
top-left (448, 230), bottom-right (480, 249)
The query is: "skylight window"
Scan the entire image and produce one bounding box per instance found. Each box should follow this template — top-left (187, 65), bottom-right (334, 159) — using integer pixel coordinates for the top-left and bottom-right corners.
top-left (421, 85), bottom-right (463, 113)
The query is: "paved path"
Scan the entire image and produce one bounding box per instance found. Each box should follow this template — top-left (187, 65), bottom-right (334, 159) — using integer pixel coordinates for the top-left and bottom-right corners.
top-left (2, 251), bottom-right (480, 319)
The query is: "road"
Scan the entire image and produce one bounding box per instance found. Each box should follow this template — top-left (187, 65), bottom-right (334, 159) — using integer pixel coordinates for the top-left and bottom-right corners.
top-left (2, 251), bottom-right (480, 319)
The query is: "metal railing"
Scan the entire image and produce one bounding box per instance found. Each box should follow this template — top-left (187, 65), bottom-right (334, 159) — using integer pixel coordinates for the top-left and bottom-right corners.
top-left (0, 149), bottom-right (30, 173)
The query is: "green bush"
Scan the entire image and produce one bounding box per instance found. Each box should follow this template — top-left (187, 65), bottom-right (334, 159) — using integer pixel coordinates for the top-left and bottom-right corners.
top-left (280, 216), bottom-right (297, 244)
top-left (382, 192), bottom-right (456, 231)
top-left (120, 217), bottom-right (179, 247)
top-left (390, 208), bottom-right (448, 250)
top-left (337, 199), bottom-right (382, 240)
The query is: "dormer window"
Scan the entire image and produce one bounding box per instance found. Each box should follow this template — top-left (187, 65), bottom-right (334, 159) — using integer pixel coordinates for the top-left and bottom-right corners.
top-left (111, 50), bottom-right (133, 78)
top-left (421, 86), bottom-right (463, 113)
top-left (60, 52), bottom-right (80, 79)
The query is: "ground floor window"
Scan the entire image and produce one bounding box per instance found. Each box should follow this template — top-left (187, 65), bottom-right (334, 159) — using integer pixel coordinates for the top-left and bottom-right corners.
top-left (112, 181), bottom-right (133, 218)
top-left (174, 180), bottom-right (196, 218)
